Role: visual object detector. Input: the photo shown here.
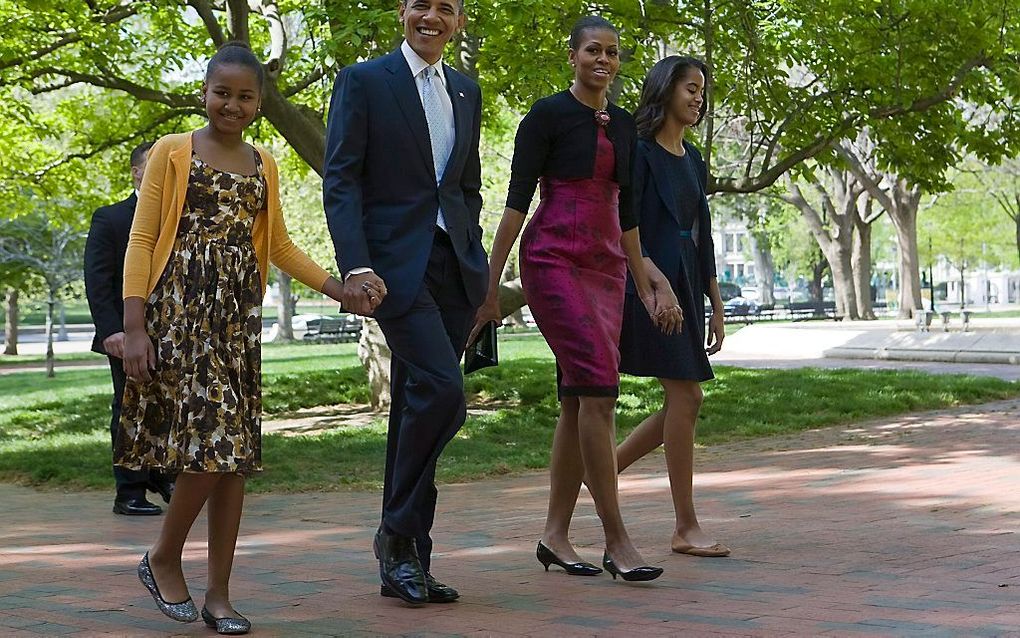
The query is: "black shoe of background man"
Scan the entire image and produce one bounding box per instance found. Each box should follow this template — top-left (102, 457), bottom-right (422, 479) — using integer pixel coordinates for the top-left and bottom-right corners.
top-left (373, 529), bottom-right (428, 605)
top-left (148, 475), bottom-right (175, 504)
top-left (113, 496), bottom-right (163, 516)
top-left (380, 572), bottom-right (458, 603)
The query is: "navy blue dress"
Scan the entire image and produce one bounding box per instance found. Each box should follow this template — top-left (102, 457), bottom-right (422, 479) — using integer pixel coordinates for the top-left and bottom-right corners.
top-left (619, 140), bottom-right (716, 382)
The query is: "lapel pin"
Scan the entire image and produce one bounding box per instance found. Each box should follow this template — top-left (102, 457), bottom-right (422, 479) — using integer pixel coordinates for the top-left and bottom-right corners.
top-left (458, 91), bottom-right (465, 98)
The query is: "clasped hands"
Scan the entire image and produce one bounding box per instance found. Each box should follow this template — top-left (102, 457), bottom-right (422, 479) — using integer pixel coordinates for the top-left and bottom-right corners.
top-left (341, 272), bottom-right (388, 316)
top-left (641, 276), bottom-right (683, 335)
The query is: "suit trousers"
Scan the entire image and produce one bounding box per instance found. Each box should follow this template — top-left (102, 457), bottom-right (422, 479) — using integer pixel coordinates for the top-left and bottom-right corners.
top-left (376, 231), bottom-right (475, 572)
top-left (108, 356), bottom-right (153, 499)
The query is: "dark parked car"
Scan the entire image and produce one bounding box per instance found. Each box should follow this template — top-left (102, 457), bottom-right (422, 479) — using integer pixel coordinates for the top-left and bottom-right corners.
top-left (723, 296), bottom-right (760, 316)
top-left (718, 281), bottom-right (742, 301)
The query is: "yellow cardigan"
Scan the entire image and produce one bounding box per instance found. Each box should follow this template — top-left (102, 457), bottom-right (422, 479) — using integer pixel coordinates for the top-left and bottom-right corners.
top-left (123, 132), bottom-right (331, 300)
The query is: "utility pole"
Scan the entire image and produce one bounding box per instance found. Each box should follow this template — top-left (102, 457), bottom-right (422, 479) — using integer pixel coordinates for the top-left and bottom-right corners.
top-left (928, 236), bottom-right (936, 313)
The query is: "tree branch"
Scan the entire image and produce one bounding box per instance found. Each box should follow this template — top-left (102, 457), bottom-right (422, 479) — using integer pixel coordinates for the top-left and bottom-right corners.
top-left (30, 79), bottom-right (76, 95)
top-left (282, 67), bottom-right (327, 98)
top-left (871, 55), bottom-right (989, 118)
top-left (0, 4), bottom-right (138, 71)
top-left (226, 0), bottom-right (250, 42)
top-left (25, 67), bottom-right (198, 108)
top-left (713, 55), bottom-right (991, 195)
top-left (784, 174), bottom-right (834, 252)
top-left (252, 0), bottom-right (287, 80)
top-left (836, 144), bottom-right (896, 213)
top-left (25, 109), bottom-right (197, 183)
top-left (187, 0), bottom-right (227, 47)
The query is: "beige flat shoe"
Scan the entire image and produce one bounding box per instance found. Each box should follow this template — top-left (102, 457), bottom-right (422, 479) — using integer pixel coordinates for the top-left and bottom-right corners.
top-left (672, 542), bottom-right (731, 557)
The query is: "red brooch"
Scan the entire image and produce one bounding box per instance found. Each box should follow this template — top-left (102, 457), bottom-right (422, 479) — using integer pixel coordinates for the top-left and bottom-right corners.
top-left (594, 109), bottom-right (611, 127)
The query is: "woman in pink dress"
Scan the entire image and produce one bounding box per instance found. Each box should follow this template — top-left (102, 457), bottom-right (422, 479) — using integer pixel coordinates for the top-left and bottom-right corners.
top-left (472, 16), bottom-right (680, 581)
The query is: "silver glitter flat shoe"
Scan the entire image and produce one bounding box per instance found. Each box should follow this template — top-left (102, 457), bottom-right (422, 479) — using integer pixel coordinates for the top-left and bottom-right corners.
top-left (201, 606), bottom-right (251, 635)
top-left (137, 552), bottom-right (198, 622)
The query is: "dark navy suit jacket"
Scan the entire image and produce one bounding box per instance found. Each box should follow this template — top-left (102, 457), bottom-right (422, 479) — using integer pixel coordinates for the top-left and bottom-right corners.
top-left (629, 138), bottom-right (717, 303)
top-left (84, 193), bottom-right (135, 355)
top-left (323, 48), bottom-right (488, 319)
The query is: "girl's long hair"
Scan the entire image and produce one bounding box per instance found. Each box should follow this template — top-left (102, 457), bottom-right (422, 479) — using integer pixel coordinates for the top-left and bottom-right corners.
top-left (634, 56), bottom-right (709, 139)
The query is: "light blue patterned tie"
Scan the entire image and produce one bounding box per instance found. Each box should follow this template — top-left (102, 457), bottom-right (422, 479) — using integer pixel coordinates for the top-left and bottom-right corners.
top-left (421, 66), bottom-right (452, 183)
top-left (422, 66), bottom-right (454, 180)
top-left (421, 66), bottom-right (452, 230)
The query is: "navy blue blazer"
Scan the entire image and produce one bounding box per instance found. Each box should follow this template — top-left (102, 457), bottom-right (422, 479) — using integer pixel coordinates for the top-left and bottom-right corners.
top-left (629, 138), bottom-right (717, 297)
top-left (323, 48), bottom-right (488, 319)
top-left (84, 193), bottom-right (135, 355)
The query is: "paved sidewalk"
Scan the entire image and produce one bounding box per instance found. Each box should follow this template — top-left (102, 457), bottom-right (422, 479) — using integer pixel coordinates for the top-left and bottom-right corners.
top-left (2, 400), bottom-right (1019, 637)
top-left (723, 319), bottom-right (1020, 367)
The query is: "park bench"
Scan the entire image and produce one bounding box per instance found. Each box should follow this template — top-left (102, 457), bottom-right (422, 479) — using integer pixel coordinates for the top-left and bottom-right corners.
top-left (787, 301), bottom-right (841, 322)
top-left (302, 315), bottom-right (361, 343)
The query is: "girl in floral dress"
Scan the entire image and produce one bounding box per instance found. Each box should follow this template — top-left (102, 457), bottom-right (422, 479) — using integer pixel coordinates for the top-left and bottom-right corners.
top-left (117, 42), bottom-right (354, 634)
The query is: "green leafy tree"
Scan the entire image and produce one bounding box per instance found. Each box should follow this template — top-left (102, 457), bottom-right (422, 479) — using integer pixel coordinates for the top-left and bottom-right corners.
top-left (0, 208), bottom-right (86, 376)
top-left (922, 169), bottom-right (1017, 307)
top-left (0, 262), bottom-right (41, 355)
top-left (973, 158), bottom-right (1020, 267)
top-left (4, 0), bottom-right (1018, 398)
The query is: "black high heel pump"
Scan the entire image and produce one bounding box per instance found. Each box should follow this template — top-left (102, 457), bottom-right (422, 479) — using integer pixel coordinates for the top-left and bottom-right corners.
top-left (536, 542), bottom-right (603, 576)
top-left (602, 551), bottom-right (664, 582)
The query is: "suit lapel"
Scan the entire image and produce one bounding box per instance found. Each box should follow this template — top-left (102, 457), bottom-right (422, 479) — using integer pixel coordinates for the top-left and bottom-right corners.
top-left (643, 141), bottom-right (682, 225)
top-left (383, 50), bottom-right (434, 170)
top-left (444, 66), bottom-right (470, 182)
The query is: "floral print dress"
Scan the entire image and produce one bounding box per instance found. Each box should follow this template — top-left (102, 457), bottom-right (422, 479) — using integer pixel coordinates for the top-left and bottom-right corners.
top-left (116, 151), bottom-right (265, 476)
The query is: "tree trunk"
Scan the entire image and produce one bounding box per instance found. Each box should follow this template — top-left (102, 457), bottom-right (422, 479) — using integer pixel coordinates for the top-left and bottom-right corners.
top-left (275, 269), bottom-right (294, 342)
top-left (57, 301), bottom-right (68, 341)
top-left (1015, 214), bottom-right (1020, 268)
top-left (809, 259), bottom-right (826, 302)
top-left (3, 288), bottom-right (17, 355)
top-left (501, 256), bottom-right (527, 328)
top-left (259, 83), bottom-right (327, 176)
top-left (45, 293), bottom-right (55, 378)
top-left (783, 173), bottom-right (860, 319)
top-left (358, 318), bottom-right (391, 411)
top-left (838, 145), bottom-right (922, 319)
top-left (886, 188), bottom-right (923, 318)
top-left (852, 217), bottom-right (876, 319)
top-left (748, 232), bottom-right (776, 306)
top-left (356, 279), bottom-right (528, 409)
top-left (826, 247), bottom-right (859, 319)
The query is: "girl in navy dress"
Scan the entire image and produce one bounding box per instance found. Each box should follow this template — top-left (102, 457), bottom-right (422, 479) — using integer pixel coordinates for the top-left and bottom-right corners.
top-left (617, 56), bottom-right (730, 557)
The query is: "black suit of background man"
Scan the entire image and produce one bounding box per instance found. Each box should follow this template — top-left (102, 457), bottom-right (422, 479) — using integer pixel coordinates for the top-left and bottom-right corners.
top-left (83, 141), bottom-right (173, 516)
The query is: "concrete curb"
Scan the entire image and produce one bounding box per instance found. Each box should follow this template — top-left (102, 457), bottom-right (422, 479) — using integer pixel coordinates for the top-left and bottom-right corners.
top-left (825, 346), bottom-right (1020, 365)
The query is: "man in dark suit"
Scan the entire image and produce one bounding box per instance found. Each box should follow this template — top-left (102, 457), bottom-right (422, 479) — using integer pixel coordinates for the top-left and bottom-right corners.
top-left (323, 0), bottom-right (487, 605)
top-left (84, 142), bottom-right (174, 516)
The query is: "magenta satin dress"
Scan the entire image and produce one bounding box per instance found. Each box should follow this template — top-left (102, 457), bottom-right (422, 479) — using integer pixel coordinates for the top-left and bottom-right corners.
top-left (520, 127), bottom-right (627, 397)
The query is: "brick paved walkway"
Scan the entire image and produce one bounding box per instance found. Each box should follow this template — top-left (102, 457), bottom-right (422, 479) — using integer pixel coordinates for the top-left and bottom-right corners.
top-left (2, 400), bottom-right (1018, 637)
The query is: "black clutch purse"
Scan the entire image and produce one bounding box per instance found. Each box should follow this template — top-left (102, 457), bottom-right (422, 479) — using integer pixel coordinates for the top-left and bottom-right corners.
top-left (463, 321), bottom-right (498, 374)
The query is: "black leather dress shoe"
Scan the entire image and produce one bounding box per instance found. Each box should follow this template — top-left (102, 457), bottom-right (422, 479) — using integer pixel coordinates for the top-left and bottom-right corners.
top-left (380, 572), bottom-right (458, 603)
top-left (148, 477), bottom-right (175, 504)
top-left (113, 496), bottom-right (163, 516)
top-left (373, 530), bottom-right (427, 604)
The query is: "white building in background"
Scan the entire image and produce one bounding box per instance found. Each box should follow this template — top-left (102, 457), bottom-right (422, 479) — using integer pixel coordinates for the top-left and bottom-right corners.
top-left (713, 219), bottom-right (756, 285)
top-left (942, 265), bottom-right (1020, 307)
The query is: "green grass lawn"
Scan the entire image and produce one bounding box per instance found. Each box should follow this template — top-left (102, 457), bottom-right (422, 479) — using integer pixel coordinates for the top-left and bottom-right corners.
top-left (0, 334), bottom-right (1015, 493)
